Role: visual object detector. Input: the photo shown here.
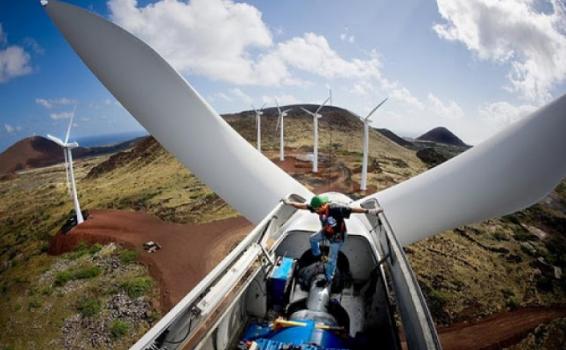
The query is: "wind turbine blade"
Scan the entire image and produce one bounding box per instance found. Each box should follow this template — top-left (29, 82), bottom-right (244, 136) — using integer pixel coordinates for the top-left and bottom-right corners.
top-left (364, 97), bottom-right (388, 121)
top-left (315, 96), bottom-right (330, 114)
top-left (44, 0), bottom-right (312, 223)
top-left (46, 134), bottom-right (66, 147)
top-left (276, 99), bottom-right (281, 115)
top-left (300, 107), bottom-right (316, 117)
top-left (275, 115), bottom-right (281, 132)
top-left (260, 103), bottom-right (266, 111)
top-left (64, 103), bottom-right (77, 143)
top-left (282, 108), bottom-right (293, 114)
top-left (355, 94), bottom-right (566, 246)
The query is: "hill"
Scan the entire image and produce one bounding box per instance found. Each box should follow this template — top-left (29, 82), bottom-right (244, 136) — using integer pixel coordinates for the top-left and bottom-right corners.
top-left (417, 126), bottom-right (468, 147)
top-left (376, 128), bottom-right (413, 148)
top-left (0, 136), bottom-right (63, 174)
top-left (0, 136), bottom-right (143, 176)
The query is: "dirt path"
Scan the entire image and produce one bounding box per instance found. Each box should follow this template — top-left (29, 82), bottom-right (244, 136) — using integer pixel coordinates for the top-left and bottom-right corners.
top-left (435, 306), bottom-right (566, 349)
top-left (49, 209), bottom-right (252, 312)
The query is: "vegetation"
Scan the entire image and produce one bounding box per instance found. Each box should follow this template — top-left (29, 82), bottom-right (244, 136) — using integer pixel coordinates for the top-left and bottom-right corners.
top-left (54, 264), bottom-right (102, 286)
top-left (77, 297), bottom-right (101, 317)
top-left (110, 320), bottom-right (130, 339)
top-left (121, 276), bottom-right (152, 298)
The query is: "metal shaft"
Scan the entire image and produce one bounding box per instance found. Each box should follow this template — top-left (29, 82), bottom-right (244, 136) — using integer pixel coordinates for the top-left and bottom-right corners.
top-left (313, 115), bottom-right (318, 173)
top-left (257, 114), bottom-right (261, 152)
top-left (361, 120), bottom-right (369, 191)
top-left (66, 148), bottom-right (84, 224)
top-left (280, 116), bottom-right (284, 161)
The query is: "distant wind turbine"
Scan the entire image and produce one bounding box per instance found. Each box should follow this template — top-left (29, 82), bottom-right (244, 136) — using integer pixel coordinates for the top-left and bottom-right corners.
top-left (275, 99), bottom-right (292, 161)
top-left (252, 104), bottom-right (265, 152)
top-left (301, 96), bottom-right (330, 173)
top-left (360, 98), bottom-right (388, 191)
top-left (46, 104), bottom-right (84, 224)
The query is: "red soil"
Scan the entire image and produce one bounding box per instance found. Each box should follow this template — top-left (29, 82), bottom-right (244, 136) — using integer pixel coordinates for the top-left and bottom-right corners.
top-left (436, 306), bottom-right (566, 350)
top-left (49, 209), bottom-right (252, 312)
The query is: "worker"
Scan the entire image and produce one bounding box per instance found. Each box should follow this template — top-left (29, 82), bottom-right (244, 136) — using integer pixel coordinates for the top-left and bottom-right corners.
top-left (283, 195), bottom-right (383, 286)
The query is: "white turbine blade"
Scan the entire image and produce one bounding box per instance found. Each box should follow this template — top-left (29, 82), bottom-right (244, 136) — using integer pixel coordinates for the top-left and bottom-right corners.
top-left (282, 108), bottom-right (293, 114)
top-left (315, 96), bottom-right (330, 114)
top-left (64, 103), bottom-right (77, 143)
top-left (251, 104), bottom-right (257, 113)
top-left (276, 99), bottom-right (281, 115)
top-left (275, 115), bottom-right (281, 132)
top-left (356, 94), bottom-right (566, 246)
top-left (44, 0), bottom-right (312, 223)
top-left (46, 134), bottom-right (66, 147)
top-left (300, 107), bottom-right (316, 117)
top-left (364, 97), bottom-right (388, 121)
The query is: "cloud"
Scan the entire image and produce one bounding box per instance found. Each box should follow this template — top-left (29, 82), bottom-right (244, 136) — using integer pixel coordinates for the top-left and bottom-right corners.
top-left (229, 88), bottom-right (253, 105)
top-left (4, 124), bottom-right (22, 133)
top-left (36, 97), bottom-right (77, 109)
top-left (23, 38), bottom-right (45, 55)
top-left (340, 33), bottom-right (355, 43)
top-left (0, 46), bottom-right (32, 83)
top-left (479, 100), bottom-right (537, 129)
top-left (109, 0), bottom-right (273, 84)
top-left (0, 23), bottom-right (33, 83)
top-left (274, 33), bottom-right (380, 80)
top-left (434, 0), bottom-right (566, 102)
top-left (427, 93), bottom-right (465, 119)
top-left (108, 0), bottom-right (382, 86)
top-left (50, 111), bottom-right (73, 120)
top-left (261, 94), bottom-right (299, 106)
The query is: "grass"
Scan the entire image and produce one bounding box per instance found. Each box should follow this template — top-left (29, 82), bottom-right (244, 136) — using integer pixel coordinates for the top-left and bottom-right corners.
top-left (77, 297), bottom-right (101, 317)
top-left (110, 319), bottom-right (130, 339)
top-left (118, 249), bottom-right (138, 264)
top-left (54, 264), bottom-right (102, 286)
top-left (121, 276), bottom-right (152, 298)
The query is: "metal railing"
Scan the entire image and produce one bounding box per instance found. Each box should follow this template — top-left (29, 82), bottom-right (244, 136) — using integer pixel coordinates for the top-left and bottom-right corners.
top-left (362, 198), bottom-right (442, 350)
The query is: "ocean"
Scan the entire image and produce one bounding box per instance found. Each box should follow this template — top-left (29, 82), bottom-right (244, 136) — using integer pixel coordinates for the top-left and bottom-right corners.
top-left (75, 131), bottom-right (149, 147)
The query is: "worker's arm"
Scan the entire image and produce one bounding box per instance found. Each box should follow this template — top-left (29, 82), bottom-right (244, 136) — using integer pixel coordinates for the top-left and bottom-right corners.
top-left (282, 199), bottom-right (309, 210)
top-left (351, 206), bottom-right (383, 215)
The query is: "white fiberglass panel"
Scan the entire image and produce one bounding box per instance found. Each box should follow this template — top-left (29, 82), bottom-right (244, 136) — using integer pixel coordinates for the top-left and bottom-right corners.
top-left (357, 95), bottom-right (566, 245)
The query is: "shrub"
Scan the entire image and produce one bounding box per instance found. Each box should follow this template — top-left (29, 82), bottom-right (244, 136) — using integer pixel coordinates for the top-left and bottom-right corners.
top-left (119, 249), bottom-right (138, 264)
top-left (28, 298), bottom-right (42, 310)
top-left (54, 270), bottom-right (73, 286)
top-left (67, 242), bottom-right (103, 260)
top-left (121, 277), bottom-right (152, 298)
top-left (110, 320), bottom-right (129, 339)
top-left (73, 265), bottom-right (102, 280)
top-left (77, 297), bottom-right (101, 317)
top-left (54, 265), bottom-right (101, 286)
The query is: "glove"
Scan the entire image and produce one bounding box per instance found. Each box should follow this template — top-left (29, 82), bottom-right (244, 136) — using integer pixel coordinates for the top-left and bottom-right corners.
top-left (367, 208), bottom-right (382, 216)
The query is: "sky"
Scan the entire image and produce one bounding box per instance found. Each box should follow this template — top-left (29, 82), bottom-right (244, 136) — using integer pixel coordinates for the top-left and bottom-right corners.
top-left (0, 0), bottom-right (565, 152)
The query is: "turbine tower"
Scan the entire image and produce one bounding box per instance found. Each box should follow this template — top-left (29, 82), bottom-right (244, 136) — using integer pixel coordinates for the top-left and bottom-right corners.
top-left (360, 98), bottom-right (388, 191)
top-left (252, 104), bottom-right (265, 152)
top-left (301, 96), bottom-right (330, 173)
top-left (275, 99), bottom-right (292, 161)
top-left (46, 104), bottom-right (84, 224)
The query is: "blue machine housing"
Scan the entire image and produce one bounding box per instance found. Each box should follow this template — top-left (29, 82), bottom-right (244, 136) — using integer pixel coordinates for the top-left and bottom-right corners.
top-left (268, 257), bottom-right (295, 307)
top-left (241, 320), bottom-right (349, 350)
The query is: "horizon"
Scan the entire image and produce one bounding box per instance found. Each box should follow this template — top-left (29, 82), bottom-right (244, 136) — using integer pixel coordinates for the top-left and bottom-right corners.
top-left (1, 0), bottom-right (565, 152)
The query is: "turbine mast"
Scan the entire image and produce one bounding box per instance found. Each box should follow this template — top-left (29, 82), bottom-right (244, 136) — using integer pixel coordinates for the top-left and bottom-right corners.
top-left (361, 97), bottom-right (387, 191)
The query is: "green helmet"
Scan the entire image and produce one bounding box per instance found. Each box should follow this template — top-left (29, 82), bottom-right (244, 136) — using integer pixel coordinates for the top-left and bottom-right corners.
top-left (310, 195), bottom-right (329, 209)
